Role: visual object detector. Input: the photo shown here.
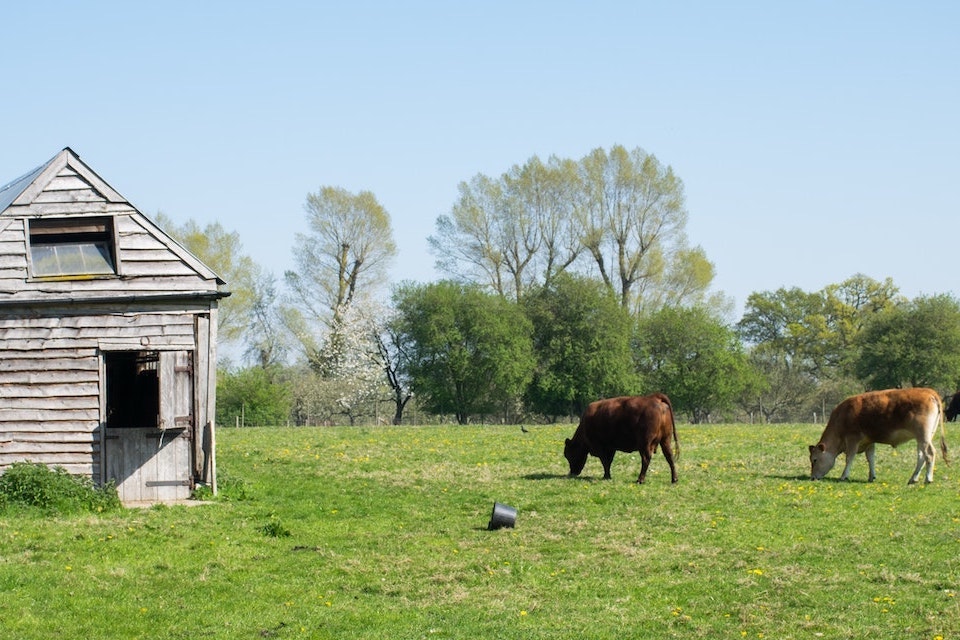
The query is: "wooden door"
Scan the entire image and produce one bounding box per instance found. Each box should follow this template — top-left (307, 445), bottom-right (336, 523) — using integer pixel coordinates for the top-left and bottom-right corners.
top-left (104, 351), bottom-right (194, 504)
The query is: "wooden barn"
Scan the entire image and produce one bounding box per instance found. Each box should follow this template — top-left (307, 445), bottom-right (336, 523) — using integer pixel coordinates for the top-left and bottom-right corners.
top-left (0, 148), bottom-right (227, 505)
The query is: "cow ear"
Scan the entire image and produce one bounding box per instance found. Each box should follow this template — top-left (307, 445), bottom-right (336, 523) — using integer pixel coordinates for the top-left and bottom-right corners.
top-left (565, 438), bottom-right (571, 445)
top-left (817, 443), bottom-right (826, 452)
top-left (809, 445), bottom-right (816, 454)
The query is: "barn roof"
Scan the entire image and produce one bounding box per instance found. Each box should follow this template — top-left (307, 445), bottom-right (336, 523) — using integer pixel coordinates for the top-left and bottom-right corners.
top-left (0, 160), bottom-right (47, 213)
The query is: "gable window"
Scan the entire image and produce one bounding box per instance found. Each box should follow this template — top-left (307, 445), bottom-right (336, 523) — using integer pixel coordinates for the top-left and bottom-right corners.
top-left (29, 217), bottom-right (117, 277)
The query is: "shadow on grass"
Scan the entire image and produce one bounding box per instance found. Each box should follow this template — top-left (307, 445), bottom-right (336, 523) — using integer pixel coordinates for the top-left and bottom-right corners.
top-left (522, 472), bottom-right (570, 480)
top-left (522, 472), bottom-right (608, 481)
top-left (767, 473), bottom-right (878, 484)
top-left (767, 473), bottom-right (813, 482)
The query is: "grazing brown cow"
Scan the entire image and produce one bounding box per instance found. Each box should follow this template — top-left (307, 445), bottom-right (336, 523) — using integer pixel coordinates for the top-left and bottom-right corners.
top-left (809, 388), bottom-right (947, 484)
top-left (564, 393), bottom-right (679, 483)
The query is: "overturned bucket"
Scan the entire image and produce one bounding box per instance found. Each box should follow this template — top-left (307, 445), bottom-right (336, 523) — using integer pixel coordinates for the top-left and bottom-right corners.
top-left (488, 502), bottom-right (517, 530)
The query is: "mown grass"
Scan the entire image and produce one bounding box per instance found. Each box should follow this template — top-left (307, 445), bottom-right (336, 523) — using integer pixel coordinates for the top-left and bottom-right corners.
top-left (2, 422), bottom-right (960, 639)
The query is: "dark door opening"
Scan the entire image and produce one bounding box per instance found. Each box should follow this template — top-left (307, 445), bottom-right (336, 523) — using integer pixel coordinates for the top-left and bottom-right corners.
top-left (105, 351), bottom-right (159, 428)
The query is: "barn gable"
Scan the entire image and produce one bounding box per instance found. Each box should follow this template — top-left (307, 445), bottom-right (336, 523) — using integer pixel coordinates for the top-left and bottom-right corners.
top-left (0, 148), bottom-right (225, 504)
top-left (0, 147), bottom-right (223, 301)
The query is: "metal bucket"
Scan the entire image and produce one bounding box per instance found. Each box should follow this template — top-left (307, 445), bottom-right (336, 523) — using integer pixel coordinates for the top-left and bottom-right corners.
top-left (488, 502), bottom-right (517, 530)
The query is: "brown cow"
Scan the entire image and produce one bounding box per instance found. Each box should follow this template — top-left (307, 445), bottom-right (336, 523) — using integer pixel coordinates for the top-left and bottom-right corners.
top-left (564, 393), bottom-right (679, 483)
top-left (808, 388), bottom-right (947, 484)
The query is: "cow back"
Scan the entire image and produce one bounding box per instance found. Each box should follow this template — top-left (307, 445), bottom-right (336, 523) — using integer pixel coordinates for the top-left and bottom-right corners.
top-left (827, 388), bottom-right (940, 445)
top-left (576, 394), bottom-right (673, 453)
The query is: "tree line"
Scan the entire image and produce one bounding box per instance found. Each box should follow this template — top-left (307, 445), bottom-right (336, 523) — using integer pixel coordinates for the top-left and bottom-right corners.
top-left (156, 144), bottom-right (960, 426)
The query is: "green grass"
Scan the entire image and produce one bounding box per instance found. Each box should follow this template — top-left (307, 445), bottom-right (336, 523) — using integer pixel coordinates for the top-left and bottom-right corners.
top-left (2, 423), bottom-right (960, 639)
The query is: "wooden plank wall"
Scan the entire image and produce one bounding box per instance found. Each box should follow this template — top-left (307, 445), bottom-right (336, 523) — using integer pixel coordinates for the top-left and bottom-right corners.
top-left (0, 215), bottom-right (215, 297)
top-left (0, 309), bottom-right (197, 478)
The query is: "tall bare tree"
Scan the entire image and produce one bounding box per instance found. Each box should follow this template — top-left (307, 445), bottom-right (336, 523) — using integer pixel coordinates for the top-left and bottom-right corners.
top-left (286, 187), bottom-right (396, 324)
top-left (578, 145), bottom-right (691, 312)
top-left (430, 146), bottom-right (711, 310)
top-left (430, 155), bottom-right (583, 302)
top-left (285, 186), bottom-right (396, 372)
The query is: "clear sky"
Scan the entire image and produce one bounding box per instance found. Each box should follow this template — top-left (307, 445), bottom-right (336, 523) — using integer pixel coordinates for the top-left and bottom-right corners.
top-left (2, 2), bottom-right (957, 318)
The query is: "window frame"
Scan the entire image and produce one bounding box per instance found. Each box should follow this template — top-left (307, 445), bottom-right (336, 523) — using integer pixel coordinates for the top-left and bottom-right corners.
top-left (27, 216), bottom-right (120, 279)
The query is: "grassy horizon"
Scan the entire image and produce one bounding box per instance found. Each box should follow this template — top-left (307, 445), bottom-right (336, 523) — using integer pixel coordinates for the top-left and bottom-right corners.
top-left (1, 422), bottom-right (959, 639)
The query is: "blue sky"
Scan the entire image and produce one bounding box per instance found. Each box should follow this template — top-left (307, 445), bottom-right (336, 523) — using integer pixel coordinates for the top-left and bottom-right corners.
top-left (2, 2), bottom-right (957, 318)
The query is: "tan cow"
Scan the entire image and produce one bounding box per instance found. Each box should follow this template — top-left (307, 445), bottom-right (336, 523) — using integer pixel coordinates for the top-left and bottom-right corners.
top-left (808, 388), bottom-right (947, 484)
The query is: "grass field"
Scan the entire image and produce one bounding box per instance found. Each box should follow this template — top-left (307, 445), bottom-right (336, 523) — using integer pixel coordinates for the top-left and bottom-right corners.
top-left (2, 422), bottom-right (959, 639)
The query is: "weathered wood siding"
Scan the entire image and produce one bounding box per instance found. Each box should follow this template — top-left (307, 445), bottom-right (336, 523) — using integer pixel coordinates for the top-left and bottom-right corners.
top-left (0, 217), bottom-right (218, 300)
top-left (0, 308), bottom-right (205, 478)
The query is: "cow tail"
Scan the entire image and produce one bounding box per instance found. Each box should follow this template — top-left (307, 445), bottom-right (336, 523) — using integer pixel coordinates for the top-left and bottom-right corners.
top-left (939, 393), bottom-right (950, 466)
top-left (660, 393), bottom-right (679, 460)
top-left (672, 409), bottom-right (680, 461)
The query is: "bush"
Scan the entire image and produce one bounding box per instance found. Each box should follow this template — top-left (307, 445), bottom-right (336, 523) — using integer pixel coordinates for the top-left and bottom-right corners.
top-left (215, 467), bottom-right (251, 501)
top-left (258, 513), bottom-right (291, 538)
top-left (0, 462), bottom-right (121, 514)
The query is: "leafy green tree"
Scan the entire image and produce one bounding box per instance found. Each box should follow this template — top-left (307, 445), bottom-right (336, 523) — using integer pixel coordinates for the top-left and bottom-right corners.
top-left (637, 306), bottom-right (758, 423)
top-left (522, 273), bottom-right (640, 418)
top-left (394, 281), bottom-right (535, 424)
top-left (153, 214), bottom-right (258, 346)
top-left (854, 294), bottom-right (960, 390)
top-left (817, 274), bottom-right (903, 377)
top-left (737, 287), bottom-right (825, 373)
top-left (738, 275), bottom-right (903, 382)
top-left (217, 366), bottom-right (292, 426)
top-left (737, 277), bottom-right (905, 421)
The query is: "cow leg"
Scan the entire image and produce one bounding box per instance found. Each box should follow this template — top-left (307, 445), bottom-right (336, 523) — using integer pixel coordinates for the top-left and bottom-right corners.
top-left (838, 436), bottom-right (861, 481)
top-left (637, 449), bottom-right (652, 484)
top-left (910, 439), bottom-right (936, 484)
top-left (599, 451), bottom-right (615, 480)
top-left (924, 439), bottom-right (937, 483)
top-left (838, 454), bottom-right (857, 481)
top-left (661, 440), bottom-right (678, 483)
top-left (864, 443), bottom-right (877, 482)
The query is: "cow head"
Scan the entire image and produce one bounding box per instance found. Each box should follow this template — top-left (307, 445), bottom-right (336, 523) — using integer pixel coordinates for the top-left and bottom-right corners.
top-left (564, 438), bottom-right (588, 476)
top-left (808, 443), bottom-right (837, 480)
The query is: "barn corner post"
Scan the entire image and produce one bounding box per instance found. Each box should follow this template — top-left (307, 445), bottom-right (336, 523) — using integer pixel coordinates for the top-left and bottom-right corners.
top-left (204, 304), bottom-right (219, 496)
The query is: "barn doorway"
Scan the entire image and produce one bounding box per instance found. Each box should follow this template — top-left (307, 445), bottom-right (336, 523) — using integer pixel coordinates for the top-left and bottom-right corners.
top-left (103, 350), bottom-right (194, 504)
